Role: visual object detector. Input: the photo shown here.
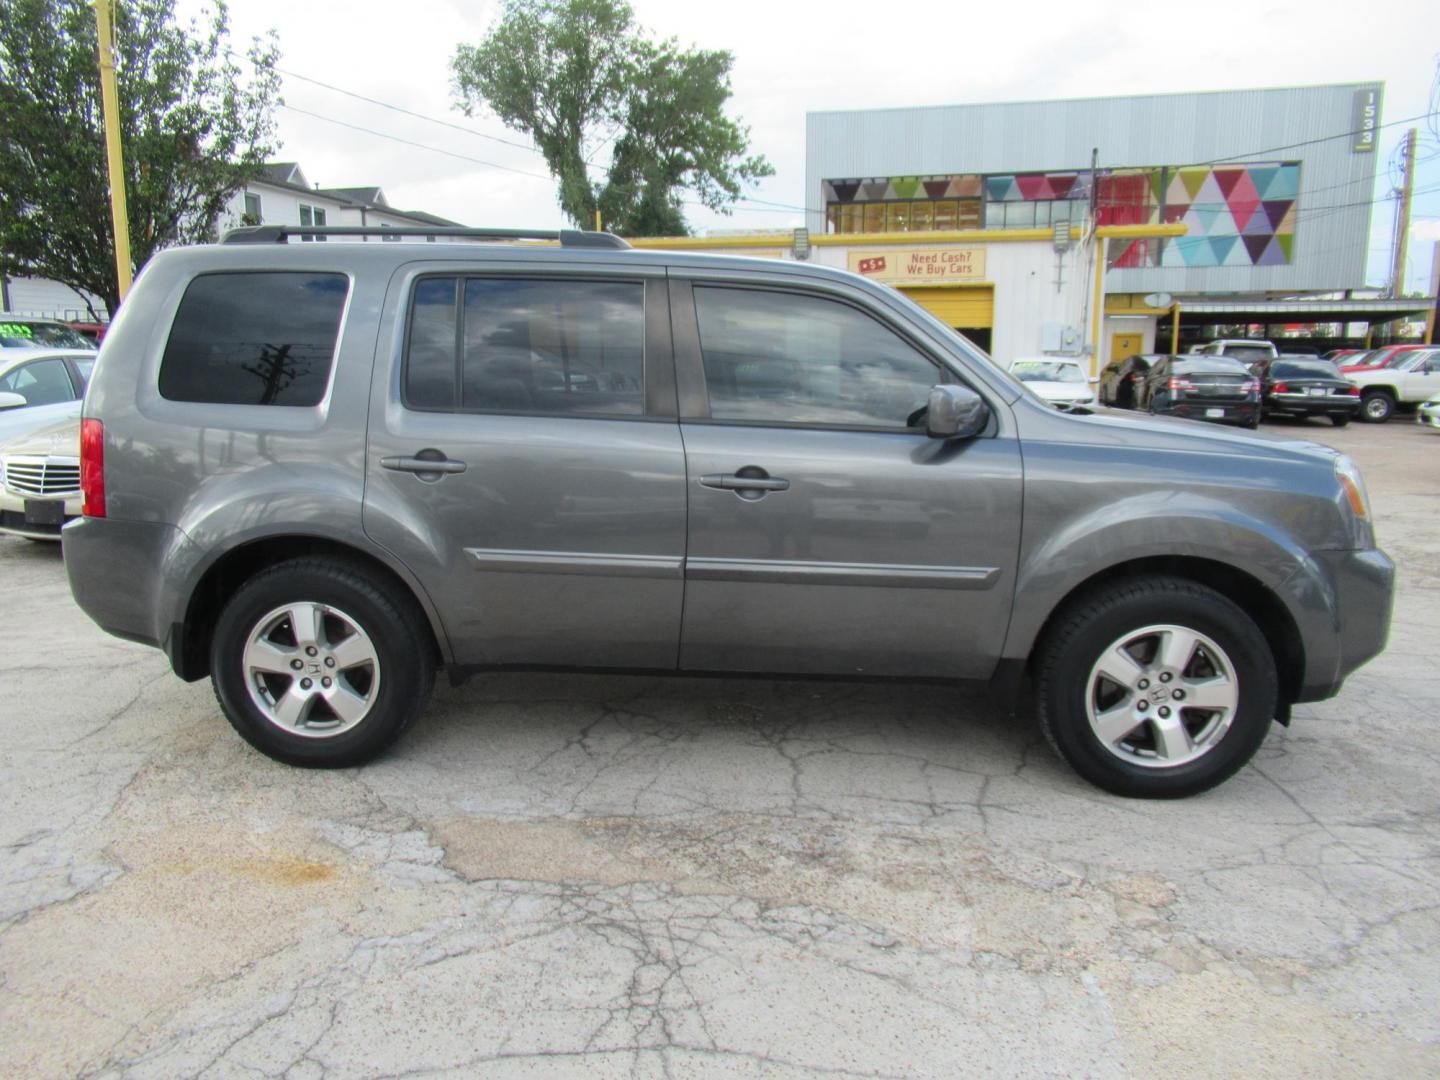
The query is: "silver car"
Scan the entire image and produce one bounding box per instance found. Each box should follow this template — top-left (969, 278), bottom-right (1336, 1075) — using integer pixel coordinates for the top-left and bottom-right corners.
top-left (61, 226), bottom-right (1394, 798)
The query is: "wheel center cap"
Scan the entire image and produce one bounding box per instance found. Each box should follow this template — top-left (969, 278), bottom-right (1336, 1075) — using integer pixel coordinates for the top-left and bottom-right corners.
top-left (1149, 684), bottom-right (1171, 702)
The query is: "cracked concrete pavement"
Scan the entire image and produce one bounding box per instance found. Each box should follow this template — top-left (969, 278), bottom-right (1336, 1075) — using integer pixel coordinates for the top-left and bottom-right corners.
top-left (1, 421), bottom-right (1437, 1078)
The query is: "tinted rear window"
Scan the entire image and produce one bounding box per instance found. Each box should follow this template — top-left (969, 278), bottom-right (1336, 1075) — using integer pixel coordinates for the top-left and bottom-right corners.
top-left (1220, 344), bottom-right (1275, 361)
top-left (1175, 357), bottom-right (1249, 375)
top-left (1271, 361), bottom-right (1343, 380)
top-left (159, 272), bottom-right (349, 405)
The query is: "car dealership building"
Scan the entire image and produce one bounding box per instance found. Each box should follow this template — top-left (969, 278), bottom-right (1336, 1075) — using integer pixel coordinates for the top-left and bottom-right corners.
top-left (647, 81), bottom-right (1435, 372)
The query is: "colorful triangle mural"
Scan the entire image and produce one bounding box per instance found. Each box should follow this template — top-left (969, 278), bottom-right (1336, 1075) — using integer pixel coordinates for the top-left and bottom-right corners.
top-left (891, 177), bottom-right (921, 199)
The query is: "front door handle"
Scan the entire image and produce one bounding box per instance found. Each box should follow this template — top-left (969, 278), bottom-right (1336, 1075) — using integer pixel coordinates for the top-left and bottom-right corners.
top-left (700, 474), bottom-right (789, 491)
top-left (381, 451), bottom-right (467, 479)
top-left (699, 467), bottom-right (790, 500)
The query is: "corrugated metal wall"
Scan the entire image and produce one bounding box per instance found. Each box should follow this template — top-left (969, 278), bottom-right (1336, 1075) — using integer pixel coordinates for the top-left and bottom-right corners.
top-left (806, 83), bottom-right (1381, 293)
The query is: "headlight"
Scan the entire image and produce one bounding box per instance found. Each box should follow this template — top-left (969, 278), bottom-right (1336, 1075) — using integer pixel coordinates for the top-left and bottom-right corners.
top-left (1334, 455), bottom-right (1371, 522)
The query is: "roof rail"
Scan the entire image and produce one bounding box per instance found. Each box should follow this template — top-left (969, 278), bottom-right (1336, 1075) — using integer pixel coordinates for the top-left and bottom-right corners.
top-left (219, 225), bottom-right (631, 249)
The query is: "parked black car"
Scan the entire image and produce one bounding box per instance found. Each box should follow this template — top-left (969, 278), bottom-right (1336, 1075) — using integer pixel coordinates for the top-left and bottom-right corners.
top-left (1254, 357), bottom-right (1360, 426)
top-left (1135, 355), bottom-right (1260, 427)
top-left (1097, 353), bottom-right (1157, 408)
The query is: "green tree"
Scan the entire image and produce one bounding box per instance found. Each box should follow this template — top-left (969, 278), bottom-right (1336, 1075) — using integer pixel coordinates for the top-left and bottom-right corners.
top-left (451, 0), bottom-right (772, 236)
top-left (0, 0), bottom-right (281, 317)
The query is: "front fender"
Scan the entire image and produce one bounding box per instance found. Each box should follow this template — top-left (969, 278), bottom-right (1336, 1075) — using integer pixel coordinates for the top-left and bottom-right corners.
top-left (1000, 492), bottom-right (1342, 691)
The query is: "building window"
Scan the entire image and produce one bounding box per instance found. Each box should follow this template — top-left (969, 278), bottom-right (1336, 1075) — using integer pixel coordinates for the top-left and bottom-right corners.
top-left (242, 192), bottom-right (261, 225)
top-left (299, 204), bottom-right (328, 242)
top-left (826, 198), bottom-right (981, 234)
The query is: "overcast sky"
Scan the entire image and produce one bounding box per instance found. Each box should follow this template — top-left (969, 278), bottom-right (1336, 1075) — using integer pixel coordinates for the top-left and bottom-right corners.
top-left (185, 0), bottom-right (1439, 293)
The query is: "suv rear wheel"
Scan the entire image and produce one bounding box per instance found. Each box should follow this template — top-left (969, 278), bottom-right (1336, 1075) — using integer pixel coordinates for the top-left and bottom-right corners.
top-left (210, 558), bottom-right (435, 766)
top-left (1035, 576), bottom-right (1277, 798)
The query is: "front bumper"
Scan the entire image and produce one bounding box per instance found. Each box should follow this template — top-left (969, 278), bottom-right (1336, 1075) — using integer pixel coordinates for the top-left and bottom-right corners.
top-left (0, 486), bottom-right (81, 540)
top-left (1295, 547), bottom-right (1395, 702)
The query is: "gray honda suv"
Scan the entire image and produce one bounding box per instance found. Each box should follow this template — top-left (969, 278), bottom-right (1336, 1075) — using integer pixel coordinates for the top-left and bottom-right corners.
top-left (62, 226), bottom-right (1394, 798)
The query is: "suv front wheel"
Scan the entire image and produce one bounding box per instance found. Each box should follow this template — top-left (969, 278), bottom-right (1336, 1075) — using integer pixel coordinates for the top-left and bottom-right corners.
top-left (1035, 576), bottom-right (1278, 798)
top-left (210, 557), bottom-right (435, 767)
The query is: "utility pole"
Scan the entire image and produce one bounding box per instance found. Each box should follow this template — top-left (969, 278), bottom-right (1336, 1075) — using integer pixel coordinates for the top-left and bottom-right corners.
top-left (1389, 127), bottom-right (1416, 299)
top-left (95, 0), bottom-right (133, 307)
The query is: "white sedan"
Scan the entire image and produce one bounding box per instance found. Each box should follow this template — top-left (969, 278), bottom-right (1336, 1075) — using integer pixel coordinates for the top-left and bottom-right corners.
top-left (1007, 357), bottom-right (1098, 409)
top-left (0, 417), bottom-right (80, 541)
top-left (1418, 392), bottom-right (1440, 432)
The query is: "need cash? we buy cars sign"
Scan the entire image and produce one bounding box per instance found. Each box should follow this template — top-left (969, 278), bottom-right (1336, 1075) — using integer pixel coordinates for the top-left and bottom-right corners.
top-left (848, 247), bottom-right (986, 284)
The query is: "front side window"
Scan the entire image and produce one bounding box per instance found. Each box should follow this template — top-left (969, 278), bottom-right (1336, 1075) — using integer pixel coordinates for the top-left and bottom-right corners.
top-left (402, 277), bottom-right (645, 417)
top-left (692, 287), bottom-right (942, 428)
top-left (158, 272), bottom-right (349, 406)
top-left (0, 358), bottom-right (75, 405)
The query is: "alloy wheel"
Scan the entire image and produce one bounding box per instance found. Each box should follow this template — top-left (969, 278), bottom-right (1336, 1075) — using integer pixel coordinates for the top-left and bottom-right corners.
top-left (242, 601), bottom-right (381, 738)
top-left (1084, 624), bottom-right (1239, 769)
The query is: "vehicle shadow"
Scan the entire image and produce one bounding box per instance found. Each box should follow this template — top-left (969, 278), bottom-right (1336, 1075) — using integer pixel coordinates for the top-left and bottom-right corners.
top-left (383, 670), bottom-right (1073, 818)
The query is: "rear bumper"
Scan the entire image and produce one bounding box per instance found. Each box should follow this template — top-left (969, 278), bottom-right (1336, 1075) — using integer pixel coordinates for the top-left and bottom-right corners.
top-left (1294, 547), bottom-right (1395, 702)
top-left (62, 516), bottom-right (189, 655)
top-left (1156, 400), bottom-right (1259, 424)
top-left (1266, 396), bottom-right (1361, 417)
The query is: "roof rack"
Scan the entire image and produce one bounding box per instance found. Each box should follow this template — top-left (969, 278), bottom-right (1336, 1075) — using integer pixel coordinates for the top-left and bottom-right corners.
top-left (219, 225), bottom-right (631, 249)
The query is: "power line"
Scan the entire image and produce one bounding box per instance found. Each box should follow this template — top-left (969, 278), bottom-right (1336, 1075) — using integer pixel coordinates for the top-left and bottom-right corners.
top-left (278, 104), bottom-right (555, 182)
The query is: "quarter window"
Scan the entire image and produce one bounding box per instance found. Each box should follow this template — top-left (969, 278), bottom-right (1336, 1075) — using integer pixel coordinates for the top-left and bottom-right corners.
top-left (692, 287), bottom-right (942, 428)
top-left (402, 277), bottom-right (646, 417)
top-left (158, 272), bottom-right (349, 406)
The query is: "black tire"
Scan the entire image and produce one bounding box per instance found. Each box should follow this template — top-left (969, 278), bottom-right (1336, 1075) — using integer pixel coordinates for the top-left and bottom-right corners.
top-left (1360, 390), bottom-right (1394, 423)
top-left (1330, 414), bottom-right (1351, 428)
top-left (1034, 576), bottom-right (1278, 798)
top-left (210, 557), bottom-right (435, 767)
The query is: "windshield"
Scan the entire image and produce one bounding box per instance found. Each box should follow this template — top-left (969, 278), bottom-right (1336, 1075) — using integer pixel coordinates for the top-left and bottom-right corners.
top-left (1011, 360), bottom-right (1085, 384)
top-left (1271, 360), bottom-right (1342, 380)
top-left (0, 320), bottom-right (96, 349)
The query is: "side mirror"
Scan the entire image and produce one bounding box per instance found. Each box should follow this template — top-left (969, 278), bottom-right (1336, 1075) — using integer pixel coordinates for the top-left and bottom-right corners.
top-left (925, 384), bottom-right (988, 440)
top-left (0, 392), bottom-right (26, 412)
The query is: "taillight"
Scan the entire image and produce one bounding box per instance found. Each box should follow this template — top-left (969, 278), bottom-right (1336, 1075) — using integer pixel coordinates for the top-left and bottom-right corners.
top-left (1272, 381), bottom-right (1290, 394)
top-left (1167, 377), bottom-right (1196, 392)
top-left (80, 418), bottom-right (105, 518)
top-left (1345, 384), bottom-right (1359, 396)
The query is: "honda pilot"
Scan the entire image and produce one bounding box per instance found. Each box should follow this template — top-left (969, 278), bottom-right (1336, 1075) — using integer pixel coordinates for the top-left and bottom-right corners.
top-left (63, 226), bottom-right (1394, 798)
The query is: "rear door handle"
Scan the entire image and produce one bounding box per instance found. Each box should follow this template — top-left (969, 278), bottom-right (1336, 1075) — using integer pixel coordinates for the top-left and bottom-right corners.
top-left (381, 454), bottom-right (467, 476)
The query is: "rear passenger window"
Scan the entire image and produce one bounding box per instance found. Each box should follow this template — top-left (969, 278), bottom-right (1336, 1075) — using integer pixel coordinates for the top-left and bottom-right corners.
top-left (159, 272), bottom-right (348, 406)
top-left (403, 277), bottom-right (645, 417)
top-left (693, 286), bottom-right (941, 428)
